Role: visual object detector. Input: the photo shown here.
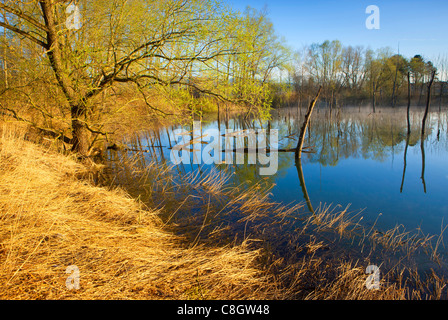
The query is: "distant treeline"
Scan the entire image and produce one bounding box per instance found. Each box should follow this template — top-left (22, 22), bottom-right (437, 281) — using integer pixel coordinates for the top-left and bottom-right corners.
top-left (272, 40), bottom-right (448, 109)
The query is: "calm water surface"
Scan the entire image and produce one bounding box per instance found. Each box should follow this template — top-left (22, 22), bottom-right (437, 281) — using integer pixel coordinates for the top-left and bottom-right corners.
top-left (119, 105), bottom-right (448, 252)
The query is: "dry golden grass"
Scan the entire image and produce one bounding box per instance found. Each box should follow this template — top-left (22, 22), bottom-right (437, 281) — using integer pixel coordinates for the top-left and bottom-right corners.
top-left (0, 122), bottom-right (447, 300)
top-left (109, 147), bottom-right (448, 300)
top-left (0, 124), bottom-right (277, 300)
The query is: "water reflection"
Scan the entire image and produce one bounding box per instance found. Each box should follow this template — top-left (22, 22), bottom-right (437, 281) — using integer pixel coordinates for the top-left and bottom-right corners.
top-left (421, 136), bottom-right (427, 194)
top-left (400, 134), bottom-right (410, 193)
top-left (116, 105), bottom-right (448, 236)
top-left (296, 159), bottom-right (314, 214)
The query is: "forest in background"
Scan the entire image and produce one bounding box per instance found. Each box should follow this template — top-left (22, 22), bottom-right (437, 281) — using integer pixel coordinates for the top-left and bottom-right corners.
top-left (0, 0), bottom-right (447, 157)
top-left (279, 41), bottom-right (448, 110)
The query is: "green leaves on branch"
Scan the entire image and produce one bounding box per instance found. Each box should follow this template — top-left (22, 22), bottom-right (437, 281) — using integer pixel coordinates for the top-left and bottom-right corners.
top-left (0, 0), bottom-right (291, 155)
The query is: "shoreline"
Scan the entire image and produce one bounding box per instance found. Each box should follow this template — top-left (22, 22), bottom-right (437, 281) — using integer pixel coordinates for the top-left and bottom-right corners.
top-left (0, 122), bottom-right (446, 300)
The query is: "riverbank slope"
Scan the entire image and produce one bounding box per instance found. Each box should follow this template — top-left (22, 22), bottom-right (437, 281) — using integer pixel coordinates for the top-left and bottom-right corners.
top-left (0, 124), bottom-right (274, 299)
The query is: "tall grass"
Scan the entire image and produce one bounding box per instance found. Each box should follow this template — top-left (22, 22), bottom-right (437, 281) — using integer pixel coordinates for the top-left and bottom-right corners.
top-left (107, 146), bottom-right (448, 300)
top-left (0, 122), bottom-right (447, 299)
top-left (0, 124), bottom-right (277, 299)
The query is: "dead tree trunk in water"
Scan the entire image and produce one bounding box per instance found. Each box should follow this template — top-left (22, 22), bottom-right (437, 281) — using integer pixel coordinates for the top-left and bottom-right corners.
top-left (421, 70), bottom-right (436, 137)
top-left (391, 53), bottom-right (400, 108)
top-left (295, 86), bottom-right (322, 160)
top-left (407, 72), bottom-right (411, 135)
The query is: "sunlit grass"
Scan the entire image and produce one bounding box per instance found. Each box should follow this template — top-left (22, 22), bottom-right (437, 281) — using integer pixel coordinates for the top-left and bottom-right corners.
top-left (0, 124), bottom-right (275, 299)
top-left (0, 122), bottom-right (446, 299)
top-left (109, 141), bottom-right (448, 300)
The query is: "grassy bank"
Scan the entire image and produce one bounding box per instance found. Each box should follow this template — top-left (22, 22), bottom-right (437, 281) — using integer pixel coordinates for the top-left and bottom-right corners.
top-left (0, 123), bottom-right (447, 300)
top-left (0, 124), bottom-right (277, 299)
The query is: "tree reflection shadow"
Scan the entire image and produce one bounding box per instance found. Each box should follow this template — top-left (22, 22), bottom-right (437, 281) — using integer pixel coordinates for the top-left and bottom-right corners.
top-left (421, 135), bottom-right (427, 193)
top-left (295, 159), bottom-right (314, 214)
top-left (400, 134), bottom-right (410, 193)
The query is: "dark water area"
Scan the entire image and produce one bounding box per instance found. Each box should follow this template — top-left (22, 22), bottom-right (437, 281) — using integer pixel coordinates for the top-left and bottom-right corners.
top-left (110, 104), bottom-right (448, 272)
top-left (270, 106), bottom-right (448, 237)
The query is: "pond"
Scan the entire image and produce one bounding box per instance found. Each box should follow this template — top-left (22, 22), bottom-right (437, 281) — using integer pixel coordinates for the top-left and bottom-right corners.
top-left (111, 104), bottom-right (448, 264)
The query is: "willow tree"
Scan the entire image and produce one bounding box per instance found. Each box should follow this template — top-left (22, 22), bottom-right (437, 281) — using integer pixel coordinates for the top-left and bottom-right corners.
top-left (220, 7), bottom-right (291, 118)
top-left (0, 0), bottom-right (244, 156)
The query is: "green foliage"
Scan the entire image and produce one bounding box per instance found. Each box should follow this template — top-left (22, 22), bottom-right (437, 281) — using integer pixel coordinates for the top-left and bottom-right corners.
top-left (0, 0), bottom-right (292, 150)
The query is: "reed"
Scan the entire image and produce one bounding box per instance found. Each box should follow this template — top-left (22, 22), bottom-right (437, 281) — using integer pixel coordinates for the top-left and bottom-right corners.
top-left (0, 124), bottom-right (276, 299)
top-left (113, 146), bottom-right (448, 300)
top-left (1, 122), bottom-right (447, 300)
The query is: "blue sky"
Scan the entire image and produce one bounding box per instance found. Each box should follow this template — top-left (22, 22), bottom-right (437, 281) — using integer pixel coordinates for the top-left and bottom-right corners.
top-left (226, 0), bottom-right (448, 62)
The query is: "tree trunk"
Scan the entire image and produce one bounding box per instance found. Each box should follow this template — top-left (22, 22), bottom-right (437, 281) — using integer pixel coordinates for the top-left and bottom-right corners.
top-left (40, 1), bottom-right (90, 156)
top-left (71, 118), bottom-right (90, 156)
top-left (421, 70), bottom-right (436, 137)
top-left (296, 86), bottom-right (322, 160)
top-left (407, 72), bottom-right (411, 135)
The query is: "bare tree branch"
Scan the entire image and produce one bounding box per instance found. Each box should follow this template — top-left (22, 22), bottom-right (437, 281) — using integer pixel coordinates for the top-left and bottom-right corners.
top-left (0, 104), bottom-right (72, 144)
top-left (0, 21), bottom-right (47, 48)
top-left (0, 3), bottom-right (49, 32)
